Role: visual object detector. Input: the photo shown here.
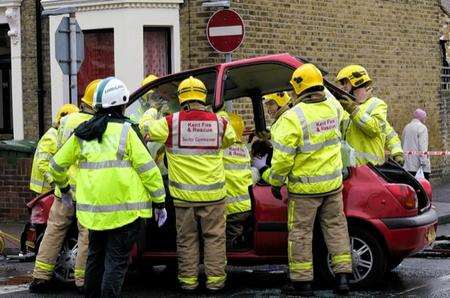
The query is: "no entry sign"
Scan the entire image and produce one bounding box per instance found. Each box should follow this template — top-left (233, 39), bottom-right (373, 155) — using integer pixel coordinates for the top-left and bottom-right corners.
top-left (206, 9), bottom-right (245, 53)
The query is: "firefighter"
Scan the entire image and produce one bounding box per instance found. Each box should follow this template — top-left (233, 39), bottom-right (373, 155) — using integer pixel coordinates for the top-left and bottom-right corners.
top-left (336, 64), bottom-right (404, 165)
top-left (140, 76), bottom-right (237, 292)
top-left (29, 104), bottom-right (79, 195)
top-left (49, 77), bottom-right (166, 297)
top-left (29, 80), bottom-right (99, 293)
top-left (257, 64), bottom-right (352, 296)
top-left (222, 113), bottom-right (254, 249)
top-left (263, 91), bottom-right (292, 124)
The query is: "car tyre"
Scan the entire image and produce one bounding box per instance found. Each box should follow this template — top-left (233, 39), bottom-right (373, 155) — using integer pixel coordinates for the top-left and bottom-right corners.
top-left (315, 226), bottom-right (387, 288)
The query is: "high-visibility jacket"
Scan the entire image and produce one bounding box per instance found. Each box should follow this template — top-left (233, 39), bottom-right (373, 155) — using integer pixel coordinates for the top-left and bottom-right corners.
top-left (385, 121), bottom-right (403, 156)
top-left (49, 121), bottom-right (165, 231)
top-left (142, 109), bottom-right (237, 204)
top-left (54, 111), bottom-right (93, 198)
top-left (262, 97), bottom-right (343, 195)
top-left (342, 97), bottom-right (387, 165)
top-left (30, 127), bottom-right (58, 194)
top-left (223, 142), bottom-right (253, 215)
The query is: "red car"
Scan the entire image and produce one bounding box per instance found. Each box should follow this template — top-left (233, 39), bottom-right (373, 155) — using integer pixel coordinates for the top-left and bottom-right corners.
top-left (31, 54), bottom-right (437, 287)
top-left (126, 53), bottom-right (437, 287)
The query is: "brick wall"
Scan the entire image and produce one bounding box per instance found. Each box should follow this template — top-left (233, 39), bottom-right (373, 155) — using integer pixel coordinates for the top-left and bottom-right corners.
top-left (180, 0), bottom-right (446, 180)
top-left (0, 149), bottom-right (34, 222)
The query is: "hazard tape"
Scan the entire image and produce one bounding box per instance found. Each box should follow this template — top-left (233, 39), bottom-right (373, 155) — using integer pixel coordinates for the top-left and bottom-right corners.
top-left (404, 151), bottom-right (450, 156)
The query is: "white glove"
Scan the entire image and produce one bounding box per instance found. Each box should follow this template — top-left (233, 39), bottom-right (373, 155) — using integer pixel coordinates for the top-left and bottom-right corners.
top-left (154, 208), bottom-right (167, 227)
top-left (252, 154), bottom-right (268, 170)
top-left (61, 189), bottom-right (74, 209)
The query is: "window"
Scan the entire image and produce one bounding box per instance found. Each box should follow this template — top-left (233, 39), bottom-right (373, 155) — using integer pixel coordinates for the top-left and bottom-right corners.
top-left (0, 24), bottom-right (11, 134)
top-left (77, 29), bottom-right (115, 103)
top-left (143, 27), bottom-right (171, 77)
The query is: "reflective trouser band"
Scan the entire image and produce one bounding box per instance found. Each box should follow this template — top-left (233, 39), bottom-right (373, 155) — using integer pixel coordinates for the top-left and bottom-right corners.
top-left (332, 253), bottom-right (352, 265)
top-left (169, 180), bottom-right (225, 191)
top-left (227, 193), bottom-right (250, 203)
top-left (35, 260), bottom-right (54, 272)
top-left (77, 201), bottom-right (152, 213)
top-left (288, 201), bottom-right (295, 231)
top-left (207, 275), bottom-right (227, 285)
top-left (79, 160), bottom-right (131, 169)
top-left (224, 163), bottom-right (251, 170)
top-left (74, 268), bottom-right (85, 278)
top-left (289, 169), bottom-right (342, 184)
top-left (289, 261), bottom-right (313, 271)
top-left (178, 276), bottom-right (198, 286)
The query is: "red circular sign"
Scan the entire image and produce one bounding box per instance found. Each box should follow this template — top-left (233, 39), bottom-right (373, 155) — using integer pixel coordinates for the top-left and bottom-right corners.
top-left (206, 9), bottom-right (245, 53)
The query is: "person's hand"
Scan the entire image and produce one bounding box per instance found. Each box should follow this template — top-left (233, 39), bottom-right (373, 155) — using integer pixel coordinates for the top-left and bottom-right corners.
top-left (60, 187), bottom-right (74, 209)
top-left (271, 186), bottom-right (283, 200)
top-left (252, 154), bottom-right (268, 170)
top-left (154, 208), bottom-right (167, 227)
top-left (393, 154), bottom-right (404, 166)
top-left (339, 96), bottom-right (358, 114)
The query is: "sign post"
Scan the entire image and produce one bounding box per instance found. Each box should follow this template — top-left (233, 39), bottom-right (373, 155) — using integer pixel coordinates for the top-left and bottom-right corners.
top-left (206, 9), bottom-right (244, 111)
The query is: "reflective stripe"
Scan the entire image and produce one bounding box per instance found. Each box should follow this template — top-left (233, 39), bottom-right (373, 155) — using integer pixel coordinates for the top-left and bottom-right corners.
top-left (117, 122), bottom-right (131, 160)
top-left (365, 99), bottom-right (380, 114)
top-left (35, 260), bottom-right (54, 272)
top-left (355, 151), bottom-right (385, 164)
top-left (293, 106), bottom-right (309, 144)
top-left (297, 137), bottom-right (340, 153)
top-left (30, 178), bottom-right (50, 188)
top-left (357, 99), bottom-right (379, 126)
top-left (288, 200), bottom-right (295, 231)
top-left (227, 193), bottom-right (250, 203)
top-left (271, 140), bottom-right (297, 155)
top-left (218, 117), bottom-right (225, 148)
top-left (35, 152), bottom-right (53, 159)
top-left (207, 275), bottom-right (226, 286)
top-left (386, 130), bottom-right (397, 141)
top-left (166, 147), bottom-right (220, 155)
top-left (77, 201), bottom-right (152, 213)
top-left (178, 276), bottom-right (198, 286)
top-left (289, 169), bottom-right (341, 184)
top-left (74, 268), bottom-right (85, 278)
top-left (169, 180), bottom-right (225, 191)
top-left (50, 159), bottom-right (66, 172)
top-left (79, 160), bottom-right (131, 169)
top-left (269, 171), bottom-right (285, 184)
top-left (224, 163), bottom-right (251, 170)
top-left (172, 112), bottom-right (179, 147)
top-left (290, 261), bottom-right (313, 271)
top-left (150, 188), bottom-right (165, 198)
top-left (137, 161), bottom-right (156, 173)
top-left (332, 253), bottom-right (352, 265)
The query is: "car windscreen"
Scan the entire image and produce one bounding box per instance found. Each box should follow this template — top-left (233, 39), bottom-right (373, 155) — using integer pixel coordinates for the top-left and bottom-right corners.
top-left (125, 71), bottom-right (217, 123)
top-left (223, 63), bottom-right (294, 101)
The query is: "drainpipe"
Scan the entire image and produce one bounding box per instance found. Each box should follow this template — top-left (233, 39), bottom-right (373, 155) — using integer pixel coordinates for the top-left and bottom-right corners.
top-left (36, 0), bottom-right (45, 138)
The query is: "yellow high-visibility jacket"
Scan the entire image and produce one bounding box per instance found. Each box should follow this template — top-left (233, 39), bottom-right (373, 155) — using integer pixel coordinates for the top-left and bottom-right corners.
top-left (223, 142), bottom-right (253, 215)
top-left (54, 111), bottom-right (93, 198)
top-left (384, 121), bottom-right (403, 156)
top-left (342, 97), bottom-right (387, 165)
top-left (30, 127), bottom-right (58, 194)
top-left (142, 109), bottom-right (237, 204)
top-left (49, 121), bottom-right (165, 231)
top-left (262, 97), bottom-right (343, 195)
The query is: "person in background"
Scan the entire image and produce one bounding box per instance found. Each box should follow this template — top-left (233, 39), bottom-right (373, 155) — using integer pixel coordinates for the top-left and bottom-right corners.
top-left (49, 77), bottom-right (166, 297)
top-left (402, 108), bottom-right (431, 180)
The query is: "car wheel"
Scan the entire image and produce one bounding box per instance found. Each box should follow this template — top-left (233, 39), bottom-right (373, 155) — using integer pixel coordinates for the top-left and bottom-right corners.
top-left (316, 226), bottom-right (386, 287)
top-left (53, 236), bottom-right (78, 283)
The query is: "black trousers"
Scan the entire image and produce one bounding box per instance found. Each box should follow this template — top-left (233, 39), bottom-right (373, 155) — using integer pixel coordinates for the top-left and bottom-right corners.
top-left (84, 219), bottom-right (141, 298)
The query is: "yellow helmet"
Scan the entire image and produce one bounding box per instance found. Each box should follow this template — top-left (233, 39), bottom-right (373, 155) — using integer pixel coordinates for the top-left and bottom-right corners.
top-left (336, 65), bottom-right (372, 88)
top-left (177, 76), bottom-right (207, 104)
top-left (263, 92), bottom-right (291, 107)
top-left (290, 63), bottom-right (324, 96)
top-left (228, 113), bottom-right (244, 141)
top-left (55, 104), bottom-right (79, 125)
top-left (142, 74), bottom-right (158, 86)
top-left (81, 79), bottom-right (101, 107)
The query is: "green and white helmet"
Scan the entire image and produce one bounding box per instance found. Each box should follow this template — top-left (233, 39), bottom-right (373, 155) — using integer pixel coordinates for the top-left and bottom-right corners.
top-left (94, 77), bottom-right (130, 110)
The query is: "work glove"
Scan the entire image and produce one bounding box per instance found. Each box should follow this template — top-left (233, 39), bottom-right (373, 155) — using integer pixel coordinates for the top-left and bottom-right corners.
top-left (271, 186), bottom-right (283, 200)
top-left (393, 154), bottom-right (404, 166)
top-left (339, 96), bottom-right (358, 114)
top-left (60, 186), bottom-right (74, 209)
top-left (154, 208), bottom-right (167, 227)
top-left (252, 154), bottom-right (268, 170)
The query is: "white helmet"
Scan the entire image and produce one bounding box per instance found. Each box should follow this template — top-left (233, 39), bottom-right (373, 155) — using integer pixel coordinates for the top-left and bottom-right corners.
top-left (94, 77), bottom-right (130, 110)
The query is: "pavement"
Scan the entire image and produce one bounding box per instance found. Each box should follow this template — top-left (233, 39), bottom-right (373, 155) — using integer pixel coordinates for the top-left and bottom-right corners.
top-left (433, 180), bottom-right (450, 224)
